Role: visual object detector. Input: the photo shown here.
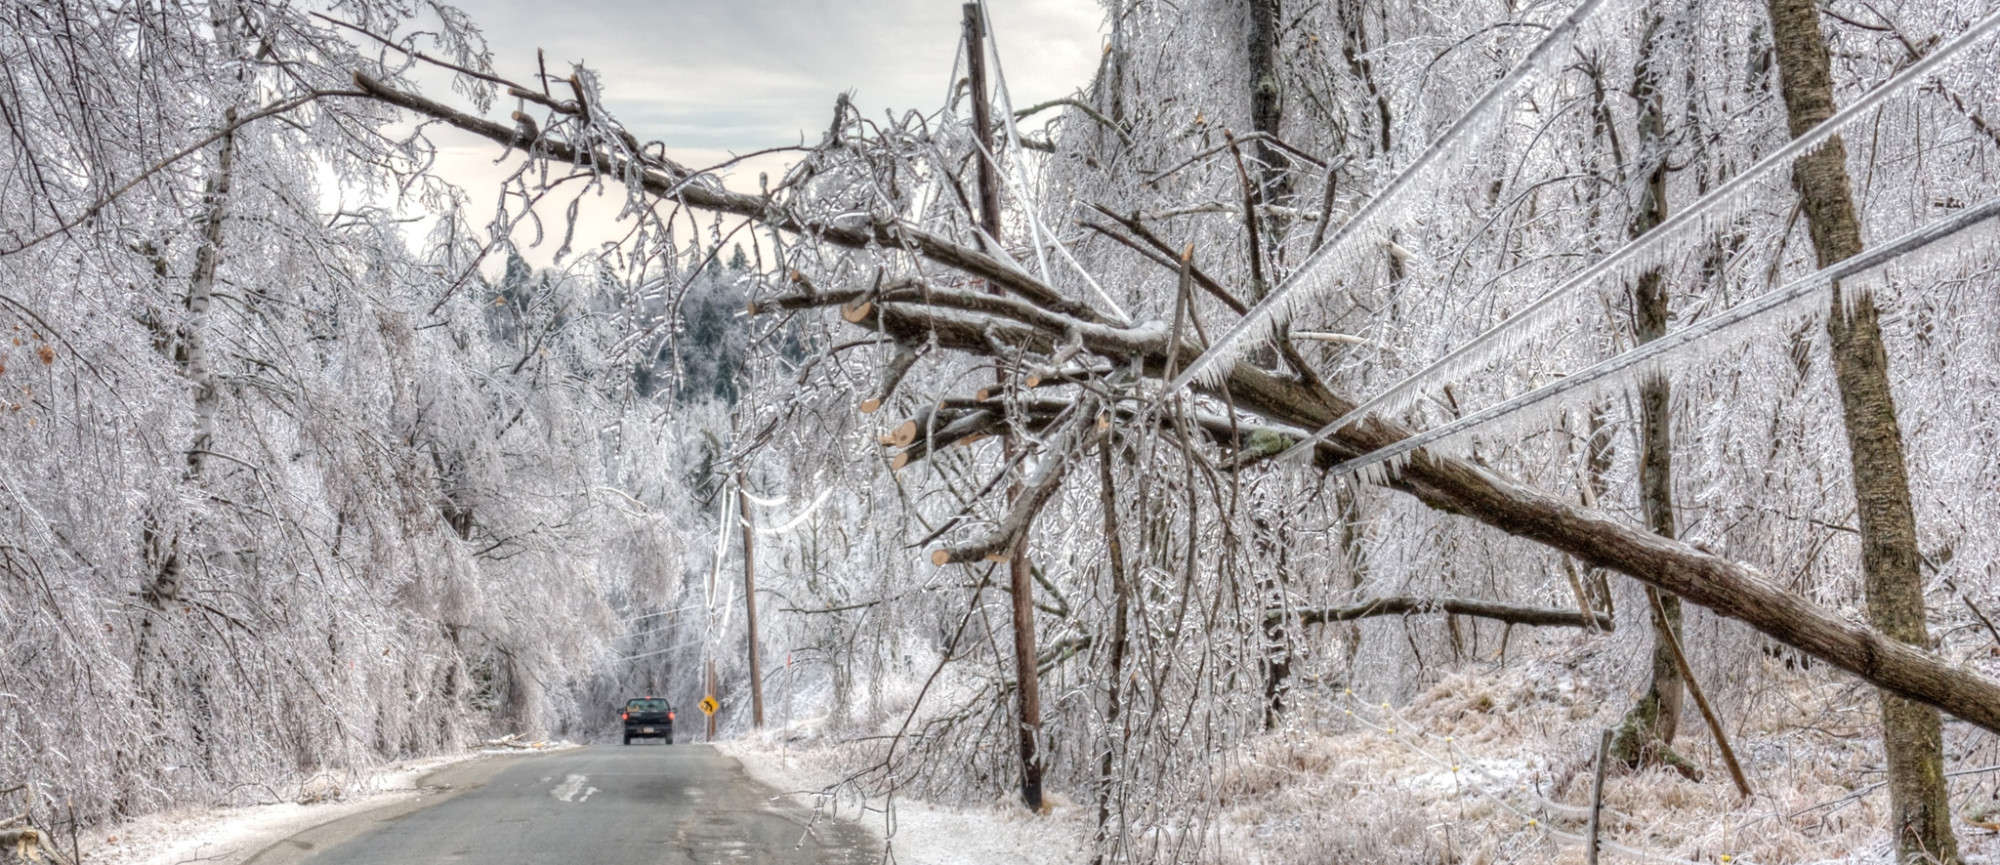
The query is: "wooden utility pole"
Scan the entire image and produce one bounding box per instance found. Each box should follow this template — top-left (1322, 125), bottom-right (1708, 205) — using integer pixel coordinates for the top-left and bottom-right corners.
top-left (964, 3), bottom-right (1003, 247)
top-left (737, 474), bottom-right (765, 729)
top-left (964, 1), bottom-right (1043, 813)
top-left (1093, 441), bottom-right (1131, 863)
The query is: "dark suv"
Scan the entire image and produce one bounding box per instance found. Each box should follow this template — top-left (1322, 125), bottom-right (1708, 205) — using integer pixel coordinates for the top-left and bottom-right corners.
top-left (621, 697), bottom-right (674, 745)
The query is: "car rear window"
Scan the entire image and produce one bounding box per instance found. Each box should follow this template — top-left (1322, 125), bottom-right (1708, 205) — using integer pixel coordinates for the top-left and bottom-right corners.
top-left (627, 699), bottom-right (669, 711)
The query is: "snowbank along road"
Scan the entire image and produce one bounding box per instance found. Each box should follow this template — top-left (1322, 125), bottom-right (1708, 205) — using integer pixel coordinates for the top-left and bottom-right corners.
top-left (243, 745), bottom-right (874, 865)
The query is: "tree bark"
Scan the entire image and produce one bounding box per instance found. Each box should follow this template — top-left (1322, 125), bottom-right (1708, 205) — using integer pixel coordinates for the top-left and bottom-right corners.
top-left (1257, 512), bottom-right (1291, 729)
top-left (1613, 8), bottom-right (1687, 766)
top-left (1242, 0), bottom-right (1293, 704)
top-left (181, 105), bottom-right (235, 484)
top-left (1765, 0), bottom-right (1956, 860)
top-left (1335, 486), bottom-right (1368, 675)
top-left (1244, 0), bottom-right (1292, 253)
top-left (1244, 0), bottom-right (1283, 176)
top-left (1106, 0), bottom-right (1126, 128)
top-left (136, 105), bottom-right (237, 711)
top-left (1338, 0), bottom-right (1393, 155)
top-left (964, 3), bottom-right (1003, 253)
top-left (1581, 405), bottom-right (1616, 615)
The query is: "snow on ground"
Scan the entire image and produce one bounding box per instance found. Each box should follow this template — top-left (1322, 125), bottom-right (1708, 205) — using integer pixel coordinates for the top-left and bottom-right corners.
top-left (725, 644), bottom-right (2000, 865)
top-left (721, 733), bottom-right (1091, 865)
top-left (80, 739), bottom-right (579, 865)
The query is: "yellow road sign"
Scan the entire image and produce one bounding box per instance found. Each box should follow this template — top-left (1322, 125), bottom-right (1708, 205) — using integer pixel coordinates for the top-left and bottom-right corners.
top-left (699, 695), bottom-right (718, 716)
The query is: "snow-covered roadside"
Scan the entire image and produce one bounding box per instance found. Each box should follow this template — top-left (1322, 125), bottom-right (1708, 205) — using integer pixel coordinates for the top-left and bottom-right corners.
top-left (80, 740), bottom-right (579, 865)
top-left (721, 645), bottom-right (2000, 865)
top-left (719, 736), bottom-right (1091, 865)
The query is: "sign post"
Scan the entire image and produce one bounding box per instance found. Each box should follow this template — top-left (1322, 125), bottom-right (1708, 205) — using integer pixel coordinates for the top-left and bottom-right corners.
top-left (704, 658), bottom-right (717, 742)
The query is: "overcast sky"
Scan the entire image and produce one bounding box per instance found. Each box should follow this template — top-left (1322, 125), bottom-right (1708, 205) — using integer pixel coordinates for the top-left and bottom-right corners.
top-left (412, 0), bottom-right (1106, 266)
top-left (463, 0), bottom-right (1103, 156)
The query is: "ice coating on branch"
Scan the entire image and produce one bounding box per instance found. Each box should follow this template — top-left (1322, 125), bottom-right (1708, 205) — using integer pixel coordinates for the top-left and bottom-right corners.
top-left (1164, 0), bottom-right (1628, 392)
top-left (1280, 7), bottom-right (2000, 460)
top-left (1322, 196), bottom-right (2000, 478)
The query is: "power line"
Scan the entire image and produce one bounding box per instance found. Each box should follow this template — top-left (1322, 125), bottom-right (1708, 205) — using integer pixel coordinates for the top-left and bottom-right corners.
top-left (1313, 194), bottom-right (2000, 477)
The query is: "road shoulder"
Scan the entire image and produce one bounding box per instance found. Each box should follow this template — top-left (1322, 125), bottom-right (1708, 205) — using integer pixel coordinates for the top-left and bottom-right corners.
top-left (84, 749), bottom-right (567, 865)
top-left (238, 754), bottom-right (541, 865)
top-left (718, 738), bottom-right (1089, 865)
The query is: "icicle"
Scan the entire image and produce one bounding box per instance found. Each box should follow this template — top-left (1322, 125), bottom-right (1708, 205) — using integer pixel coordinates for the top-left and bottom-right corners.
top-left (1165, 0), bottom-right (1624, 392)
top-left (1310, 194), bottom-right (2000, 478)
top-left (1276, 6), bottom-right (2000, 460)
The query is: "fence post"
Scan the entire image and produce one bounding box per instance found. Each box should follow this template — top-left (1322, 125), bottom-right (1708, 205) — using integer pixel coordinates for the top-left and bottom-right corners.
top-left (1587, 727), bottom-right (1613, 865)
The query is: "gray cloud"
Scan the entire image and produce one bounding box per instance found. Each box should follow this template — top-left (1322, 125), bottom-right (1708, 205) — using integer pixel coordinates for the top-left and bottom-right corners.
top-left (457, 0), bottom-right (1105, 151)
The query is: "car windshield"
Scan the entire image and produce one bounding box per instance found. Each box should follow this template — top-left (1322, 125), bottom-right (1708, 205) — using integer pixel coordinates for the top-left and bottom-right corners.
top-left (626, 699), bottom-right (669, 712)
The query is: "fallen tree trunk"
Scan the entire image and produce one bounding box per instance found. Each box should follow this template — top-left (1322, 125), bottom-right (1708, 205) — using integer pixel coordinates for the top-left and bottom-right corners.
top-left (1353, 424), bottom-right (2000, 734)
top-left (932, 414), bottom-right (1104, 565)
top-left (352, 72), bottom-right (2000, 737)
top-left (351, 71), bottom-right (1100, 323)
top-left (1285, 596), bottom-right (1613, 630)
top-left (1039, 594), bottom-right (1605, 672)
top-left (860, 300), bottom-right (2000, 735)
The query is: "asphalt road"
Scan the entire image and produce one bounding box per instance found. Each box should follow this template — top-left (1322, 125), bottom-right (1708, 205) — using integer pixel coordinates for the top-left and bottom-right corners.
top-left (246, 744), bottom-right (875, 865)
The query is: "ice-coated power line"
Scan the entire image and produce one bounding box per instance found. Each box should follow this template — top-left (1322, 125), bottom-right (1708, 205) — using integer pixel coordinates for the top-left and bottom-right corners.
top-left (1164, 0), bottom-right (1620, 393)
top-left (1273, 6), bottom-right (2000, 461)
top-left (975, 2), bottom-right (1133, 326)
top-left (740, 488), bottom-right (788, 508)
top-left (621, 601), bottom-right (709, 623)
top-left (754, 488), bottom-right (834, 535)
top-left (1306, 195), bottom-right (2000, 477)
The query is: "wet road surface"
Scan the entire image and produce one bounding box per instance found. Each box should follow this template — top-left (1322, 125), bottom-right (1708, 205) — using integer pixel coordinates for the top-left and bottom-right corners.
top-left (246, 744), bottom-right (874, 865)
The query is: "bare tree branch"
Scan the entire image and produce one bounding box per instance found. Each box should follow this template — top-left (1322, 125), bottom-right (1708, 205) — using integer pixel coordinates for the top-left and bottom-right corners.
top-left (1284, 596), bottom-right (1613, 630)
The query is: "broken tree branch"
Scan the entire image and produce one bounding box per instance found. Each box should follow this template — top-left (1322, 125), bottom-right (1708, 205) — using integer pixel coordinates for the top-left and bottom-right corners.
top-left (893, 409), bottom-right (1000, 470)
top-left (1086, 204), bottom-right (1250, 314)
top-left (1281, 596), bottom-right (1614, 630)
top-left (849, 297), bottom-right (2000, 734)
top-left (932, 410), bottom-right (1104, 564)
top-left (352, 65), bottom-right (2000, 737)
top-left (862, 343), bottom-right (920, 413)
top-left (1011, 96), bottom-right (1132, 145)
top-left (350, 70), bottom-right (1106, 324)
top-left (1647, 589), bottom-right (1752, 798)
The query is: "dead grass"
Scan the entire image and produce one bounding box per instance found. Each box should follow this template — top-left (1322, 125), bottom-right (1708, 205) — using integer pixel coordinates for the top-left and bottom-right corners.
top-left (737, 645), bottom-right (2000, 864)
top-left (1215, 645), bottom-right (2000, 864)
